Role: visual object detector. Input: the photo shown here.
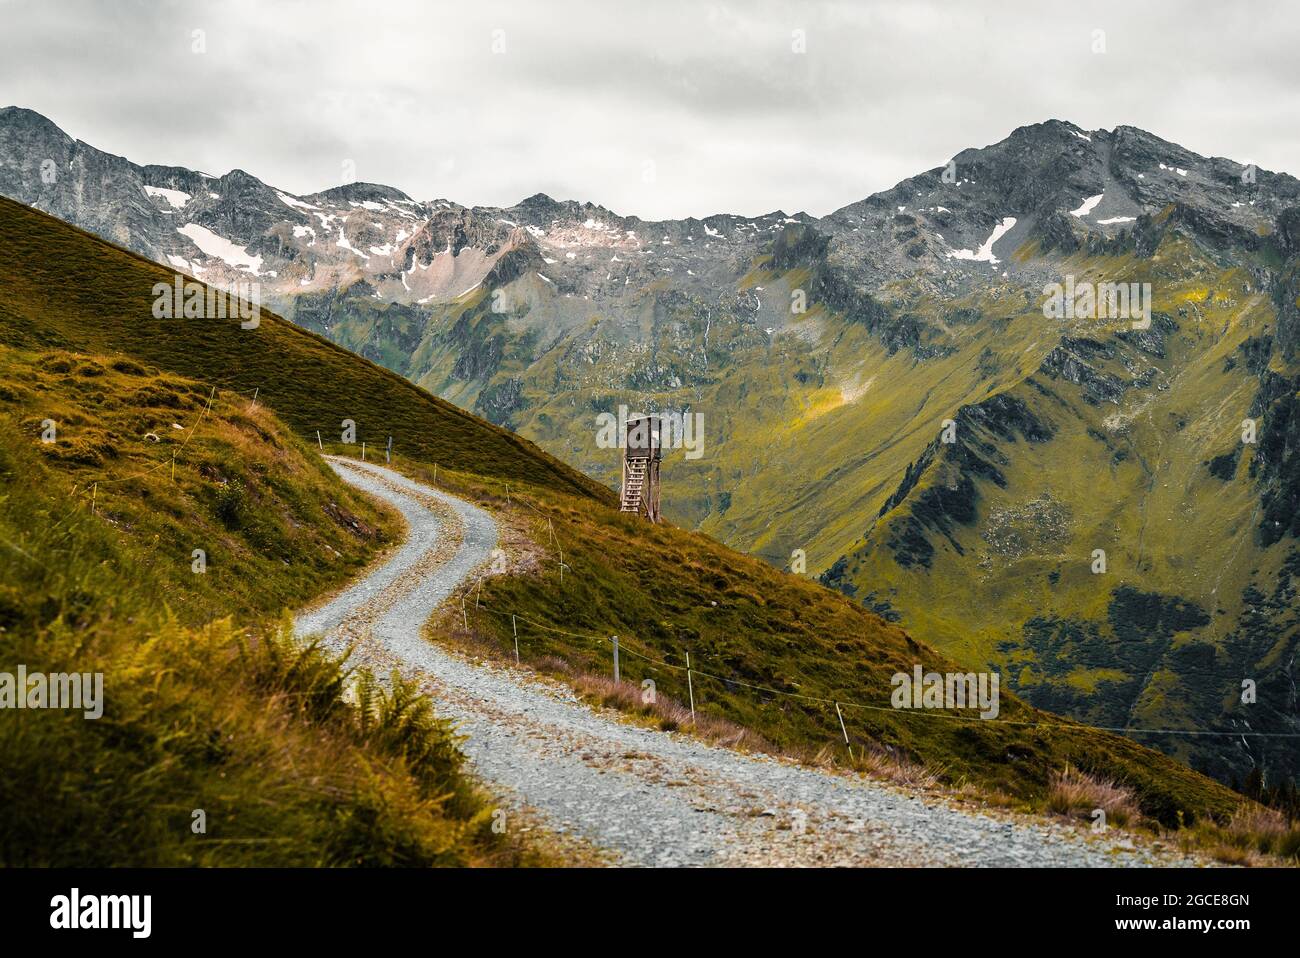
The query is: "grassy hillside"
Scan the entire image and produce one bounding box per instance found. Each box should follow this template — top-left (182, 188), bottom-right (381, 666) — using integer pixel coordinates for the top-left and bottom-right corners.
top-left (0, 346), bottom-right (541, 865)
top-left (0, 345), bottom-right (402, 625)
top-left (410, 461), bottom-right (1244, 829)
top-left (820, 232), bottom-right (1300, 786)
top-left (0, 194), bottom-right (612, 506)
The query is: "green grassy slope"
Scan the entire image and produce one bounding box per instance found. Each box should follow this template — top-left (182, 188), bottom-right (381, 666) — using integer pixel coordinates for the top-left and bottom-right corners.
top-left (0, 348), bottom-right (535, 865)
top-left (0, 345), bottom-right (401, 625)
top-left (0, 195), bottom-right (613, 506)
top-left (821, 232), bottom-right (1300, 785)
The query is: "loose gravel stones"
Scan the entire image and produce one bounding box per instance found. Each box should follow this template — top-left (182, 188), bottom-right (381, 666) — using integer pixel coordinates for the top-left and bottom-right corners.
top-left (297, 458), bottom-right (1204, 868)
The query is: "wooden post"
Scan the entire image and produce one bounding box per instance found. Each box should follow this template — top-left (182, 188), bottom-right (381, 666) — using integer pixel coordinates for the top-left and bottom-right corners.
top-left (461, 595), bottom-right (468, 631)
top-left (92, 482), bottom-right (97, 514)
top-left (835, 701), bottom-right (850, 745)
top-left (512, 614), bottom-right (519, 664)
top-left (316, 430), bottom-right (323, 451)
top-left (171, 455), bottom-right (175, 481)
top-left (612, 636), bottom-right (620, 683)
top-left (386, 436), bottom-right (392, 464)
top-left (686, 652), bottom-right (695, 724)
top-left (475, 576), bottom-right (482, 608)
top-left (361, 441), bottom-right (366, 461)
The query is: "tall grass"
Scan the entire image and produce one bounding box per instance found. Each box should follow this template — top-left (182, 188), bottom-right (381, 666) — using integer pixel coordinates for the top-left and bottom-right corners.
top-left (1047, 765), bottom-right (1139, 828)
top-left (0, 382), bottom-right (524, 866)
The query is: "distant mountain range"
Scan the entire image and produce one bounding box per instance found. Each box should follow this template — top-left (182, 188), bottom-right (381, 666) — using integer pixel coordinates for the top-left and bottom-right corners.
top-left (3, 105), bottom-right (1297, 789)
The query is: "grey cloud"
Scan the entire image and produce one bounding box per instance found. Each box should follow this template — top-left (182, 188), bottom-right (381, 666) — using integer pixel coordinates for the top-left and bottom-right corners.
top-left (1, 0), bottom-right (1296, 219)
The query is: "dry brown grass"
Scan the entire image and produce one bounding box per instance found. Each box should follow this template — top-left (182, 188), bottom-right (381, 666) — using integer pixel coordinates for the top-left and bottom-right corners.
top-left (566, 670), bottom-right (774, 752)
top-left (1194, 804), bottom-right (1300, 866)
top-left (1047, 764), bottom-right (1140, 828)
top-left (848, 743), bottom-right (943, 790)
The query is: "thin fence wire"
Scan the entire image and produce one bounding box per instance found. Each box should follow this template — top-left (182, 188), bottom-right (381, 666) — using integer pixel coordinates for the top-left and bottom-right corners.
top-left (458, 585), bottom-right (1300, 740)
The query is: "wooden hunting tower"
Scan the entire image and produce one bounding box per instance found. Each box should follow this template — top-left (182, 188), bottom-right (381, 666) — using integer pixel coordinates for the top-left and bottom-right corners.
top-left (620, 413), bottom-right (662, 522)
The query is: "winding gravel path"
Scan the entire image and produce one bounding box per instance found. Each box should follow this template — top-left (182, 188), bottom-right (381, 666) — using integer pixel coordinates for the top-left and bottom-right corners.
top-left (297, 457), bottom-right (1199, 868)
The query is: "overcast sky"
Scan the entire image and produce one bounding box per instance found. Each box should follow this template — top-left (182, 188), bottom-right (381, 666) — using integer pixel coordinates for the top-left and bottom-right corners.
top-left (2, 0), bottom-right (1297, 220)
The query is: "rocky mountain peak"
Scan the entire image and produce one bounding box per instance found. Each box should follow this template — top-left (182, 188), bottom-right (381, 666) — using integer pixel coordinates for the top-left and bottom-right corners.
top-left (311, 181), bottom-right (415, 205)
top-left (0, 105), bottom-right (71, 141)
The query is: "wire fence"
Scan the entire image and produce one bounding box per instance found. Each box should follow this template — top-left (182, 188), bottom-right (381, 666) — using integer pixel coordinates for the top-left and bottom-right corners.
top-left (42, 379), bottom-right (1298, 749)
top-left (453, 568), bottom-right (1300, 743)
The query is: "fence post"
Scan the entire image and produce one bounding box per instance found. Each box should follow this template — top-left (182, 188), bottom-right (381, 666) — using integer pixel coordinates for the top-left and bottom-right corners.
top-left (361, 441), bottom-right (366, 461)
top-left (316, 430), bottom-right (323, 450)
top-left (835, 701), bottom-right (850, 744)
top-left (461, 595), bottom-right (468, 631)
top-left (512, 614), bottom-right (520, 665)
top-left (686, 652), bottom-right (696, 724)
top-left (613, 636), bottom-right (620, 683)
top-left (386, 436), bottom-right (392, 463)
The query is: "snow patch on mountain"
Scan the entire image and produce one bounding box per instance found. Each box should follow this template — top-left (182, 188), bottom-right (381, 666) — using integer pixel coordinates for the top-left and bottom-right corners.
top-left (144, 186), bottom-right (191, 208)
top-left (276, 191), bottom-right (318, 211)
top-left (176, 223), bottom-right (263, 275)
top-left (946, 217), bottom-right (1017, 265)
top-left (336, 227), bottom-right (369, 259)
top-left (1070, 194), bottom-right (1104, 218)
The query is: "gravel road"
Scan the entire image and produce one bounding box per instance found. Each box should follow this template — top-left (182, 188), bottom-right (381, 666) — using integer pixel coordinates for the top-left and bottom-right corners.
top-left (297, 457), bottom-right (1200, 868)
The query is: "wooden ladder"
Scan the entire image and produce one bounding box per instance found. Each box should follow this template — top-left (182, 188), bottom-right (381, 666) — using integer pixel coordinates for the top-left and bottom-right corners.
top-left (620, 458), bottom-right (647, 514)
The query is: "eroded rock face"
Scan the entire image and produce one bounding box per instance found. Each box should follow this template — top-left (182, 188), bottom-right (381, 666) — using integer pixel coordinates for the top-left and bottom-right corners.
top-left (1041, 339), bottom-right (1128, 405)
